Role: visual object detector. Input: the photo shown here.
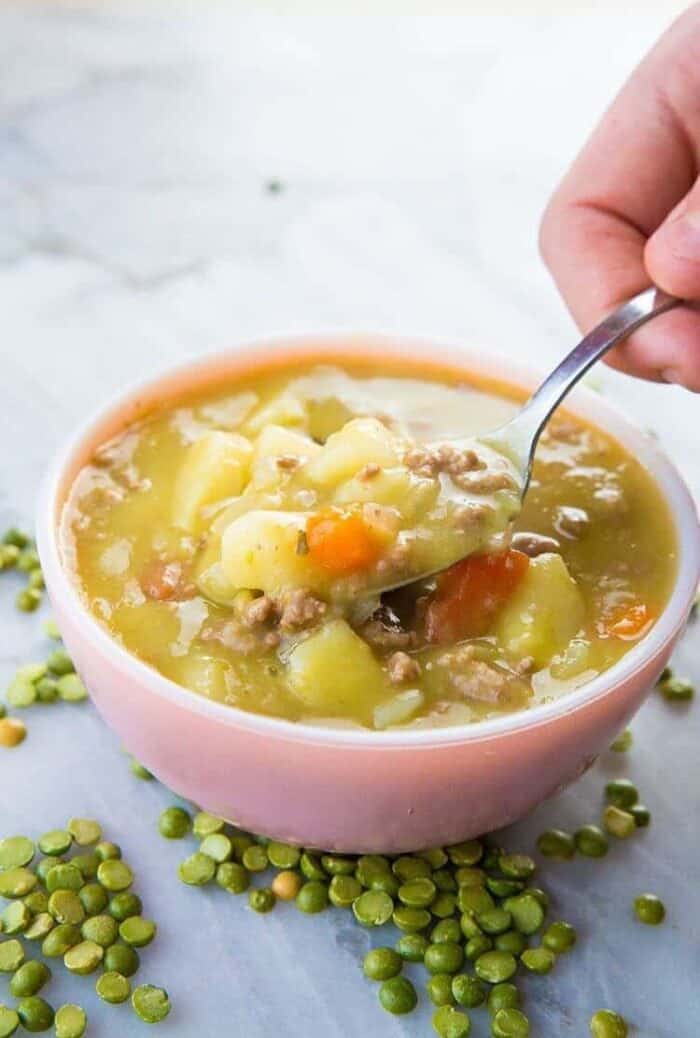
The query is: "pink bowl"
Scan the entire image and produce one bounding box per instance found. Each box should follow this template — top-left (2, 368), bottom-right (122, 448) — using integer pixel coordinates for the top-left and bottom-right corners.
top-left (36, 336), bottom-right (700, 853)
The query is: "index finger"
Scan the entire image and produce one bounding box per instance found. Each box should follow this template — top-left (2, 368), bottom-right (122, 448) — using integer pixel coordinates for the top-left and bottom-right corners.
top-left (539, 5), bottom-right (700, 386)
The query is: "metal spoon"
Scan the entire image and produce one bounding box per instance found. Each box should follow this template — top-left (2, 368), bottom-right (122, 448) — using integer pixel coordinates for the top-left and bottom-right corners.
top-left (484, 285), bottom-right (680, 491)
top-left (376, 286), bottom-right (679, 597)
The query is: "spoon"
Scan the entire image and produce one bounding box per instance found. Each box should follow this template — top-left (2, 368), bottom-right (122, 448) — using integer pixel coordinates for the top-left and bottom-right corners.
top-left (376, 286), bottom-right (680, 597)
top-left (484, 285), bottom-right (679, 491)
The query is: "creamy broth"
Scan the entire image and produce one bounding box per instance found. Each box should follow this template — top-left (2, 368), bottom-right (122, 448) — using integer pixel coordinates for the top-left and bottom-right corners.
top-left (63, 360), bottom-right (677, 730)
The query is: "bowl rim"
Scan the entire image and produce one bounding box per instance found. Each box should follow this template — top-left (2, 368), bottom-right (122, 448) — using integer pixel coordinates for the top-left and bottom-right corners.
top-left (36, 333), bottom-right (700, 749)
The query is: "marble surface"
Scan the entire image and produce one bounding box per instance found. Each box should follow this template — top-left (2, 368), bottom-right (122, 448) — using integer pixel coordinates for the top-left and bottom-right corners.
top-left (1, 5), bottom-right (698, 1036)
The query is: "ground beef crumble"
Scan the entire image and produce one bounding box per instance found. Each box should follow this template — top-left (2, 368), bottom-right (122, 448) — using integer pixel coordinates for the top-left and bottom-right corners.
top-left (546, 418), bottom-right (586, 445)
top-left (451, 502), bottom-right (492, 529)
top-left (387, 650), bottom-right (422, 685)
top-left (275, 455), bottom-right (300, 471)
top-left (201, 619), bottom-right (279, 654)
top-left (457, 470), bottom-right (517, 494)
top-left (242, 594), bottom-right (277, 626)
top-left (450, 660), bottom-right (510, 703)
top-left (404, 444), bottom-right (517, 495)
top-left (240, 589), bottom-right (327, 633)
top-left (404, 444), bottom-right (485, 479)
top-left (277, 589), bottom-right (327, 631)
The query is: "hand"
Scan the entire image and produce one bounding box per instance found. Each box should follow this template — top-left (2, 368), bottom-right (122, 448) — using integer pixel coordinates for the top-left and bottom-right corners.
top-left (540, 4), bottom-right (700, 390)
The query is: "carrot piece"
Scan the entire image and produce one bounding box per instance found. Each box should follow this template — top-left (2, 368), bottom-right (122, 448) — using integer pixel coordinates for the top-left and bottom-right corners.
top-left (425, 549), bottom-right (530, 644)
top-left (600, 601), bottom-right (653, 641)
top-left (306, 510), bottom-right (384, 575)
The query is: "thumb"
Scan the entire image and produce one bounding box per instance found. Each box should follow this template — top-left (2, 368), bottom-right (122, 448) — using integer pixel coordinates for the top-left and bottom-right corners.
top-left (645, 176), bottom-right (700, 298)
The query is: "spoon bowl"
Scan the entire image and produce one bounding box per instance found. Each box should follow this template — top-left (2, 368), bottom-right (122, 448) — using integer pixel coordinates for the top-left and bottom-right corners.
top-left (374, 287), bottom-right (680, 597)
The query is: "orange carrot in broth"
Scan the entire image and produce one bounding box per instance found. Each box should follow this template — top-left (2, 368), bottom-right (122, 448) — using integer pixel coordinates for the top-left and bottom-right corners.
top-left (600, 601), bottom-right (654, 641)
top-left (425, 549), bottom-right (530, 644)
top-left (306, 510), bottom-right (385, 576)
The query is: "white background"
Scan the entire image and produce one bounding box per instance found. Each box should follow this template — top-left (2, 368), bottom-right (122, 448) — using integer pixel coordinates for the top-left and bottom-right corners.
top-left (1, 4), bottom-right (698, 1036)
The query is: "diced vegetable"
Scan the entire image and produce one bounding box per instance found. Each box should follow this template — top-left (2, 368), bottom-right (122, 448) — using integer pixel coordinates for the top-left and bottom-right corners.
top-left (425, 550), bottom-right (530, 644)
top-left (494, 553), bottom-right (585, 668)
top-left (306, 510), bottom-right (386, 576)
top-left (220, 510), bottom-right (318, 594)
top-left (209, 493), bottom-right (270, 537)
top-left (600, 601), bottom-right (653, 641)
top-left (303, 418), bottom-right (400, 486)
top-left (373, 689), bottom-right (424, 730)
top-left (549, 638), bottom-right (592, 679)
top-left (287, 619), bottom-right (387, 716)
top-left (251, 425), bottom-right (321, 489)
top-left (196, 562), bottom-right (239, 607)
top-left (174, 654), bottom-right (232, 700)
top-left (307, 396), bottom-right (355, 442)
top-left (244, 392), bottom-right (308, 434)
top-left (253, 424), bottom-right (320, 462)
top-left (172, 431), bottom-right (253, 531)
top-left (334, 467), bottom-right (439, 521)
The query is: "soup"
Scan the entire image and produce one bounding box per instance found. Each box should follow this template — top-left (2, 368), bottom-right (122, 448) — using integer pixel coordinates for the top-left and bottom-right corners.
top-left (62, 359), bottom-right (677, 730)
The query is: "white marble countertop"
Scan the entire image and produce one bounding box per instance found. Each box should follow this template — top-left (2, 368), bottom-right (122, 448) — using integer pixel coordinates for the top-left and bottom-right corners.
top-left (1, 5), bottom-right (698, 1036)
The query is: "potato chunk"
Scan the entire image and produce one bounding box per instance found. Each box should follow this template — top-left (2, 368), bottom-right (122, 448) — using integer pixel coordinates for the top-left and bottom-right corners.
top-left (493, 552), bottom-right (585, 668)
top-left (287, 619), bottom-right (387, 717)
top-left (334, 466), bottom-right (439, 520)
top-left (172, 654), bottom-right (232, 700)
top-left (244, 392), bottom-right (308, 434)
top-left (196, 562), bottom-right (239, 607)
top-left (373, 689), bottom-right (424, 730)
top-left (172, 431), bottom-right (253, 532)
top-left (251, 425), bottom-right (321, 489)
top-left (303, 417), bottom-right (400, 487)
top-left (307, 397), bottom-right (355, 442)
top-left (220, 510), bottom-right (317, 594)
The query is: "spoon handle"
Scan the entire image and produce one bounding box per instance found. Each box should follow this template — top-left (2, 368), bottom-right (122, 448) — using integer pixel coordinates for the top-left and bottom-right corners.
top-left (503, 286), bottom-right (680, 477)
